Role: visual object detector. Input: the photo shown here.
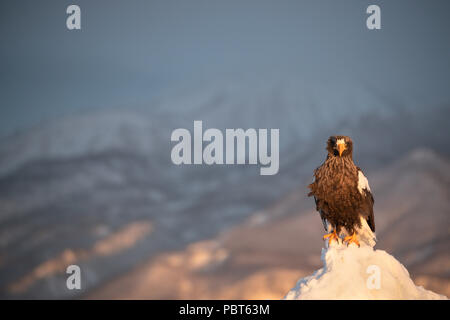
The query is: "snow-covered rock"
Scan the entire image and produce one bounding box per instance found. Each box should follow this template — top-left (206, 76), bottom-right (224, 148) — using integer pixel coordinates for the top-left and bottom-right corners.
top-left (284, 243), bottom-right (447, 300)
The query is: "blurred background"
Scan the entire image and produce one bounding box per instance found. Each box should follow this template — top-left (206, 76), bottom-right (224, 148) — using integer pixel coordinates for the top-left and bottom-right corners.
top-left (0, 0), bottom-right (449, 299)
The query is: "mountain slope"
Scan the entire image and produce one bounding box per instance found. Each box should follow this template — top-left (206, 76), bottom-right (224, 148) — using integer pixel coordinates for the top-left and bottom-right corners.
top-left (0, 77), bottom-right (448, 298)
top-left (88, 149), bottom-right (450, 299)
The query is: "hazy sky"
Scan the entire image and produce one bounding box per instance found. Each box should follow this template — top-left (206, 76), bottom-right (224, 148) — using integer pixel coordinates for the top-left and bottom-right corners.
top-left (1, 0), bottom-right (450, 137)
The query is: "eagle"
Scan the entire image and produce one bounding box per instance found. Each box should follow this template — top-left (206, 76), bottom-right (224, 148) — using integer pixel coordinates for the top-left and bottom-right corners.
top-left (308, 136), bottom-right (375, 247)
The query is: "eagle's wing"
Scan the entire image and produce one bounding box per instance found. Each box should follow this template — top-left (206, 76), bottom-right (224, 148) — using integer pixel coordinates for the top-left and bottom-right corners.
top-left (357, 167), bottom-right (375, 232)
top-left (312, 196), bottom-right (328, 231)
top-left (308, 174), bottom-right (329, 231)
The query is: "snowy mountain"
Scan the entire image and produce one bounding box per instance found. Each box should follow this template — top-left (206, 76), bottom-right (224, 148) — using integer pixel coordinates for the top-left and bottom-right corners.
top-left (284, 244), bottom-right (447, 300)
top-left (87, 148), bottom-right (450, 299)
top-left (0, 78), bottom-right (449, 298)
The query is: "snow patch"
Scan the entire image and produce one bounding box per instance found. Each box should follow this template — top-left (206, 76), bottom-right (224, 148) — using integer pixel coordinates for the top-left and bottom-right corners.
top-left (284, 244), bottom-right (447, 300)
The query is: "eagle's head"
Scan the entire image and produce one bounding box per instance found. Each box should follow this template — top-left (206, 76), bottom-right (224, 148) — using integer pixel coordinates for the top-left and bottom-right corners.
top-left (327, 135), bottom-right (353, 158)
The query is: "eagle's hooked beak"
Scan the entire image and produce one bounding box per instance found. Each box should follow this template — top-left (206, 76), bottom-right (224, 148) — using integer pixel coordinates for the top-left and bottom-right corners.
top-left (337, 142), bottom-right (346, 157)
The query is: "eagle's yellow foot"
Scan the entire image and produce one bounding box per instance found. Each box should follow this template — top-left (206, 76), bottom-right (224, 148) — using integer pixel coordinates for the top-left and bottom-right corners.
top-left (344, 232), bottom-right (360, 247)
top-left (323, 230), bottom-right (339, 245)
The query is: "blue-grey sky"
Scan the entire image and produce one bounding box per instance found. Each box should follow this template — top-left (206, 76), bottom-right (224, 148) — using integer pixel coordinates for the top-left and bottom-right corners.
top-left (1, 0), bottom-right (450, 137)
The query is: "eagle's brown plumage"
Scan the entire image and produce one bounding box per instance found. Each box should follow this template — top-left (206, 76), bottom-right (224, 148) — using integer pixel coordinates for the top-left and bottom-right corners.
top-left (308, 136), bottom-right (375, 244)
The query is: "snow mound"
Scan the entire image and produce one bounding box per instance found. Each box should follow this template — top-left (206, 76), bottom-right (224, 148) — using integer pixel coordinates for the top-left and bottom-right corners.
top-left (284, 244), bottom-right (447, 300)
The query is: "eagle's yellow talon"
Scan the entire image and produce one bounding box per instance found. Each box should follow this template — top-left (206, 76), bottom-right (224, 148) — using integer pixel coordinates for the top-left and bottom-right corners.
top-left (323, 230), bottom-right (339, 245)
top-left (344, 232), bottom-right (360, 247)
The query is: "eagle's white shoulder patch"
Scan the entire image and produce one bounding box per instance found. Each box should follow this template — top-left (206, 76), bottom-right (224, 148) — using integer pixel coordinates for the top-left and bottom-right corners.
top-left (357, 170), bottom-right (371, 194)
